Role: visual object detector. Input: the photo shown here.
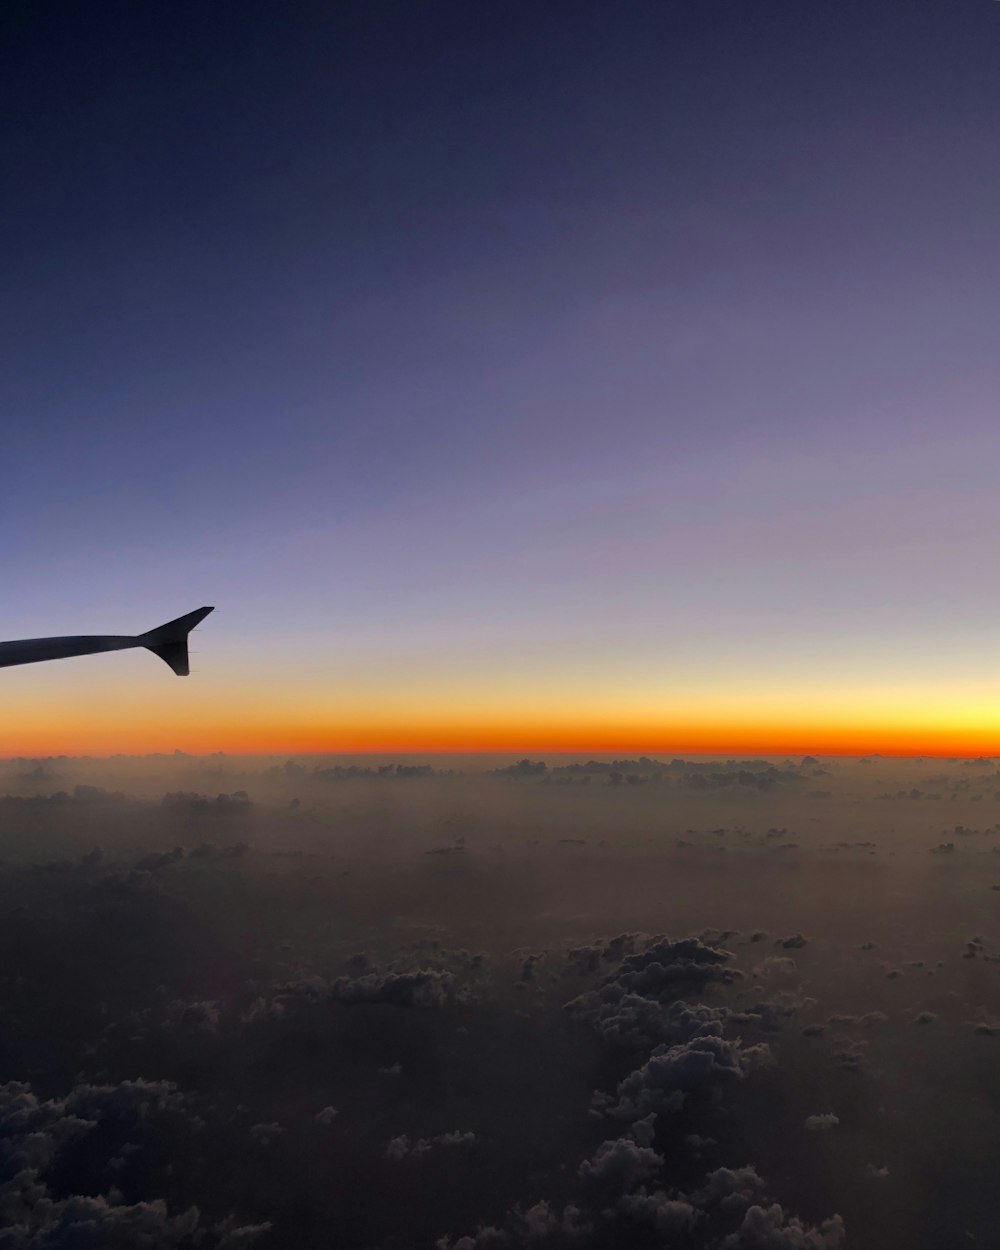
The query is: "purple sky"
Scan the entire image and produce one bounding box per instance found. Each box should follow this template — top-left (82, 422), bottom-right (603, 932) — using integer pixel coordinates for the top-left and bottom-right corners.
top-left (3, 0), bottom-right (1000, 750)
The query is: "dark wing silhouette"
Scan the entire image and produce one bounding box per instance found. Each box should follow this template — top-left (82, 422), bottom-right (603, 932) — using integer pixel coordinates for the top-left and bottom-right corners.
top-left (0, 606), bottom-right (215, 676)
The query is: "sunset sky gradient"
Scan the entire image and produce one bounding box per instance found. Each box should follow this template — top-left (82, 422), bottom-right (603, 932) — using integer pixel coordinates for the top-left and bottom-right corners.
top-left (4, 0), bottom-right (1000, 757)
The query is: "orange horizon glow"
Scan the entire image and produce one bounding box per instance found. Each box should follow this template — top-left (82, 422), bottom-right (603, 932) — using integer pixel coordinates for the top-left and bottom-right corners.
top-left (6, 657), bottom-right (1000, 759)
top-left (3, 717), bottom-right (1000, 759)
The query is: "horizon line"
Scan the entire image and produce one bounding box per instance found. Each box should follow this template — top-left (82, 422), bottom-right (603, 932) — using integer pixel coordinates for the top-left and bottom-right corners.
top-left (1, 748), bottom-right (997, 762)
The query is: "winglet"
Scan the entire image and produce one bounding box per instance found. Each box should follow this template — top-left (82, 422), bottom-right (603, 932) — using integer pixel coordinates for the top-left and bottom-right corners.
top-left (139, 606), bottom-right (215, 676)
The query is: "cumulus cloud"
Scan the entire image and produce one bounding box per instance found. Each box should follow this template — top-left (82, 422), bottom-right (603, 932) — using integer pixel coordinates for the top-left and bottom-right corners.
top-left (249, 1121), bottom-right (283, 1144)
top-left (608, 937), bottom-right (743, 997)
top-left (578, 1137), bottom-right (664, 1189)
top-left (564, 946), bottom-right (603, 975)
top-left (437, 1201), bottom-right (590, 1248)
top-left (694, 1165), bottom-right (769, 1213)
top-left (164, 997), bottom-right (221, 1034)
top-left (0, 1080), bottom-right (266, 1248)
top-left (570, 991), bottom-right (736, 1051)
top-left (828, 1011), bottom-right (887, 1030)
top-left (830, 1043), bottom-right (868, 1072)
top-left (331, 967), bottom-right (462, 1007)
top-left (804, 1113), bottom-right (839, 1131)
top-left (596, 1033), bottom-right (772, 1122)
top-left (618, 1188), bottom-right (700, 1235)
top-left (752, 957), bottom-right (798, 979)
top-left (519, 952), bottom-right (546, 982)
top-left (214, 1223), bottom-right (273, 1247)
top-left (0, 1195), bottom-right (202, 1248)
top-left (516, 1200), bottom-right (590, 1242)
top-left (720, 1202), bottom-right (845, 1248)
top-left (387, 1130), bottom-right (477, 1158)
top-left (441, 1231), bottom-right (509, 1250)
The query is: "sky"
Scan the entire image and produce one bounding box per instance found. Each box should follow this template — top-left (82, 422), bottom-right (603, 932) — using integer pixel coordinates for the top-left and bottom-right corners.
top-left (3, 0), bottom-right (1000, 756)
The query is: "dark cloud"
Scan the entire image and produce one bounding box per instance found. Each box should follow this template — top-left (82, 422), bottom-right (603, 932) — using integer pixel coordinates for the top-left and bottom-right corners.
top-left (693, 1165), bottom-right (769, 1213)
top-left (602, 936), bottom-right (743, 997)
top-left (519, 952), bottom-right (546, 982)
top-left (804, 1113), bottom-right (839, 1131)
top-left (569, 991), bottom-right (737, 1051)
top-left (752, 957), bottom-right (798, 978)
top-left (163, 997), bottom-right (221, 1034)
top-left (0, 1080), bottom-right (267, 1248)
top-left (578, 1137), bottom-right (663, 1188)
top-left (564, 946), bottom-right (603, 975)
top-left (830, 1043), bottom-right (868, 1072)
top-left (719, 1203), bottom-right (845, 1248)
top-left (387, 1130), bottom-right (477, 1159)
top-left (595, 1033), bottom-right (772, 1122)
top-left (249, 1121), bottom-right (283, 1144)
top-left (331, 968), bottom-right (462, 1008)
top-left (437, 1200), bottom-right (590, 1249)
top-left (618, 1188), bottom-right (700, 1235)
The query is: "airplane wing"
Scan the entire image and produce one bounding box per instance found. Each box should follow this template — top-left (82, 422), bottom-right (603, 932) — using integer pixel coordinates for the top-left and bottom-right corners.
top-left (0, 606), bottom-right (215, 675)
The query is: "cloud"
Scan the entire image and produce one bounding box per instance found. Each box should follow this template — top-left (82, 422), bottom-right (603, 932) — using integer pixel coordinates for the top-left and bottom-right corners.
top-left (0, 1080), bottom-right (265, 1248)
top-left (164, 998), bottom-right (221, 1034)
top-left (387, 1130), bottom-right (477, 1158)
top-left (214, 1223), bottom-right (272, 1247)
top-left (752, 957), bottom-right (798, 978)
top-left (742, 992), bottom-right (816, 1030)
top-left (596, 1033), bottom-right (772, 1122)
top-left (385, 1134), bottom-right (411, 1160)
top-left (570, 991), bottom-right (736, 1051)
top-left (602, 934), bottom-right (640, 961)
top-left (331, 968), bottom-right (461, 1007)
top-left (437, 1201), bottom-right (590, 1248)
top-left (564, 946), bottom-right (603, 975)
top-left (249, 1121), bottom-right (283, 1144)
top-left (578, 1137), bottom-right (664, 1189)
top-left (830, 1043), bottom-right (868, 1072)
top-left (720, 1203), bottom-right (845, 1248)
top-left (694, 1165), bottom-right (769, 1213)
top-left (441, 1231), bottom-right (509, 1250)
top-left (608, 937), bottom-right (743, 997)
top-left (804, 1113), bottom-right (839, 1131)
top-left (519, 952), bottom-right (546, 982)
top-left (6, 1196), bottom-right (202, 1248)
top-left (618, 1189), bottom-right (700, 1235)
top-left (385, 1135), bottom-right (412, 1160)
top-left (516, 1201), bottom-right (590, 1242)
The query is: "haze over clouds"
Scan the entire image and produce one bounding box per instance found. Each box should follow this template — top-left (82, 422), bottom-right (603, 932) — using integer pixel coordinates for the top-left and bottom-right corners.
top-left (0, 753), bottom-right (999, 1246)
